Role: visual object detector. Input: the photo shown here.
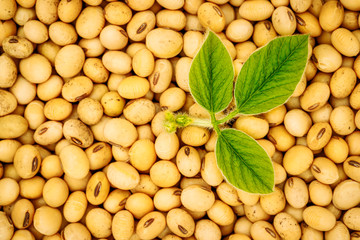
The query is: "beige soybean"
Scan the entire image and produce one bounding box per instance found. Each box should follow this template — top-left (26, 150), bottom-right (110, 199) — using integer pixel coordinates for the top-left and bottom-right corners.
top-left (284, 109), bottom-right (312, 137)
top-left (0, 178), bottom-right (19, 206)
top-left (85, 142), bottom-right (112, 171)
top-left (306, 122), bottom-right (332, 150)
top-left (176, 146), bottom-right (201, 177)
top-left (244, 202), bottom-right (271, 222)
top-left (300, 82), bottom-right (330, 112)
top-left (267, 125), bottom-right (295, 152)
top-left (260, 187), bottom-right (286, 215)
top-left (0, 139), bottom-right (21, 163)
top-left (181, 126), bottom-right (210, 147)
top-left (11, 230), bottom-right (35, 240)
top-left (295, 12), bottom-right (322, 37)
top-left (153, 187), bottom-right (182, 212)
top-left (77, 98), bottom-right (103, 126)
top-left (62, 223), bottom-right (91, 240)
top-left (19, 54), bottom-right (52, 84)
top-left (85, 208), bottom-right (112, 238)
top-left (126, 10), bottom-right (156, 42)
top-left (35, 0), bottom-right (58, 25)
top-left (156, 10), bottom-right (186, 31)
top-left (0, 20), bottom-right (16, 45)
top-left (343, 208), bottom-right (360, 231)
top-left (78, 37), bottom-right (105, 58)
top-left (55, 44), bottom-right (85, 78)
top-left (146, 28), bottom-right (183, 58)
top-left (166, 208), bottom-right (195, 237)
top-left (57, 0), bottom-right (82, 23)
top-left (195, 219), bottom-right (222, 240)
top-left (59, 145), bottom-right (90, 180)
top-left (0, 53), bottom-right (17, 88)
top-left (263, 105), bottom-right (286, 127)
top-left (250, 221), bottom-right (280, 240)
top-left (36, 75), bottom-right (63, 101)
top-left (43, 98), bottom-right (72, 121)
top-left (325, 221), bottom-right (351, 240)
top-left (206, 199), bottom-right (235, 226)
top-left (150, 160), bottom-right (181, 187)
top-left (350, 83), bottom-right (360, 110)
top-left (99, 25), bottom-right (128, 51)
top-left (239, 0), bottom-right (274, 21)
top-left (330, 105), bottom-right (355, 135)
top-left (234, 116), bottom-right (269, 139)
top-left (40, 155), bottom-right (63, 179)
top-left (137, 124), bottom-right (155, 142)
top-left (104, 118), bottom-right (138, 148)
top-left (330, 67), bottom-right (357, 98)
top-left (290, 0), bottom-right (311, 13)
top-left (301, 222), bottom-right (323, 240)
top-left (101, 91), bottom-right (125, 117)
top-left (132, 48), bottom-right (155, 78)
top-left (309, 180), bottom-right (332, 206)
top-left (43, 177), bottom-right (69, 208)
top-left (0, 0), bottom-right (16, 20)
top-left (175, 57), bottom-right (192, 92)
top-left (75, 6), bottom-right (104, 39)
top-left (324, 136), bottom-right (349, 163)
top-left (160, 87), bottom-right (186, 111)
top-left (303, 205), bottom-right (336, 231)
top-left (181, 185), bottom-right (215, 212)
top-left (125, 192), bottom-right (154, 219)
top-left (346, 131), bottom-right (360, 155)
top-left (13, 144), bottom-right (41, 179)
top-left (157, 0), bottom-right (184, 9)
top-left (49, 22), bottom-right (77, 46)
top-left (34, 121), bottom-right (63, 146)
top-left (23, 20), bottom-right (48, 44)
top-left (183, 31), bottom-right (203, 58)
top-left (63, 191), bottom-right (87, 223)
top-left (284, 177), bottom-right (309, 209)
top-left (0, 89), bottom-right (16, 117)
top-left (310, 103), bottom-right (333, 123)
top-left (272, 6), bottom-right (296, 36)
top-left (33, 206), bottom-right (62, 236)
top-left (155, 132), bottom-right (179, 160)
top-left (124, 98), bottom-right (155, 125)
top-left (106, 161), bottom-right (140, 190)
top-left (63, 119), bottom-right (94, 148)
top-left (226, 19), bottom-right (253, 42)
top-left (131, 174), bottom-right (159, 197)
top-left (129, 139), bottom-right (156, 171)
top-left (332, 179), bottom-right (360, 210)
top-left (273, 161), bottom-right (287, 185)
top-left (331, 28), bottom-right (360, 57)
top-left (104, 2), bottom-right (132, 25)
top-left (117, 76), bottom-right (149, 99)
top-left (197, 2), bottom-right (225, 32)
top-left (253, 21), bottom-right (278, 47)
top-left (112, 210), bottom-right (134, 240)
top-left (201, 152), bottom-right (224, 187)
top-left (273, 212), bottom-right (301, 240)
top-left (283, 204), bottom-right (304, 223)
top-left (319, 0), bottom-right (345, 32)
top-left (149, 59), bottom-right (173, 93)
top-left (312, 44), bottom-right (342, 73)
top-left (2, 36), bottom-right (33, 59)
top-left (10, 75), bottom-right (36, 105)
top-left (86, 171), bottom-right (110, 205)
top-left (136, 211), bottom-right (166, 240)
top-left (126, 0), bottom-right (155, 11)
top-left (311, 157), bottom-right (339, 184)
top-left (19, 176), bottom-right (45, 199)
top-left (83, 58), bottom-right (109, 84)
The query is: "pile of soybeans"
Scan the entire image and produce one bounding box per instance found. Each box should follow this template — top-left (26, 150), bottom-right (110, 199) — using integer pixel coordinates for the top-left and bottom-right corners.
top-left (1, 0), bottom-right (360, 239)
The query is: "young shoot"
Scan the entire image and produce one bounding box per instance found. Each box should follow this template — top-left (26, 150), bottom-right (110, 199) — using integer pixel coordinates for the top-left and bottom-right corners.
top-left (164, 30), bottom-right (309, 194)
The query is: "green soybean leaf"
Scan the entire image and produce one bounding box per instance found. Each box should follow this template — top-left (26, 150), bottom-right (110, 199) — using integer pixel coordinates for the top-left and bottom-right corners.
top-left (189, 30), bottom-right (234, 114)
top-left (216, 128), bottom-right (274, 194)
top-left (235, 35), bottom-right (308, 115)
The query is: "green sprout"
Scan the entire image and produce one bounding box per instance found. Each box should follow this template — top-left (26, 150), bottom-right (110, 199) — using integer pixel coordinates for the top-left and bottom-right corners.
top-left (164, 30), bottom-right (309, 194)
